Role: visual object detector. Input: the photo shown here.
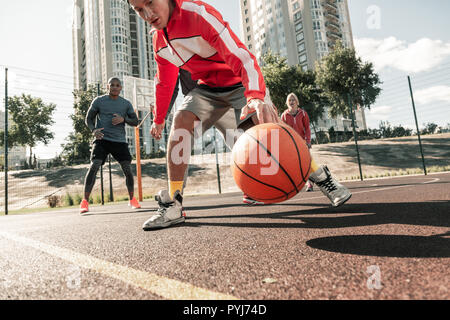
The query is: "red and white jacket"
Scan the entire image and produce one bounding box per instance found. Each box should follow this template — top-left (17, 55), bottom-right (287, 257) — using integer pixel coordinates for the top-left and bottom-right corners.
top-left (152, 0), bottom-right (266, 124)
top-left (281, 109), bottom-right (311, 145)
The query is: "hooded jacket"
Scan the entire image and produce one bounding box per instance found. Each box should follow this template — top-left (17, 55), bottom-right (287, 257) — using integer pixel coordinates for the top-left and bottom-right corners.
top-left (152, 0), bottom-right (266, 124)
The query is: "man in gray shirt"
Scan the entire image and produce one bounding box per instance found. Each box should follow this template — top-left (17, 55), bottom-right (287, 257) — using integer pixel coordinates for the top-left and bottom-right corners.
top-left (80, 77), bottom-right (140, 213)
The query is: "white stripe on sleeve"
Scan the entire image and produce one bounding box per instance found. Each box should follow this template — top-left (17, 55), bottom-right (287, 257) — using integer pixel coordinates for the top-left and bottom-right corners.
top-left (181, 2), bottom-right (260, 91)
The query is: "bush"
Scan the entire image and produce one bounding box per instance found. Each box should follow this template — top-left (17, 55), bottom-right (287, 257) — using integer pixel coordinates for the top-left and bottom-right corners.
top-left (47, 195), bottom-right (61, 208)
top-left (74, 194), bottom-right (83, 205)
top-left (63, 193), bottom-right (74, 206)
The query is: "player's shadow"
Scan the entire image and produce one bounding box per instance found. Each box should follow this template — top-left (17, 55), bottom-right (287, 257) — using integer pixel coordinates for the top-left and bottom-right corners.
top-left (185, 201), bottom-right (450, 257)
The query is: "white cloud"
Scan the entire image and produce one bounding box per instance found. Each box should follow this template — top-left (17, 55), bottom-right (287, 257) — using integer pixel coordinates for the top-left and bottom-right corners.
top-left (354, 37), bottom-right (450, 73)
top-left (414, 85), bottom-right (450, 104)
top-left (367, 105), bottom-right (392, 120)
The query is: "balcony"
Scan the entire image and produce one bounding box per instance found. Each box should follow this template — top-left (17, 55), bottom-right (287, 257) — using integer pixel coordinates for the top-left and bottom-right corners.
top-left (326, 30), bottom-right (342, 39)
top-left (325, 21), bottom-right (340, 31)
top-left (322, 0), bottom-right (338, 10)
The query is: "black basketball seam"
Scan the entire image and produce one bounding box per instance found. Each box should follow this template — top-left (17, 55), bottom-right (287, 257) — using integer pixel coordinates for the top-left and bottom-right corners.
top-left (233, 160), bottom-right (289, 199)
top-left (244, 131), bottom-right (299, 193)
top-left (276, 124), bottom-right (311, 183)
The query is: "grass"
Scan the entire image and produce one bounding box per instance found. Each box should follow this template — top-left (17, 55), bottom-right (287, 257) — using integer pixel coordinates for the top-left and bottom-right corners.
top-left (2, 193), bottom-right (155, 216)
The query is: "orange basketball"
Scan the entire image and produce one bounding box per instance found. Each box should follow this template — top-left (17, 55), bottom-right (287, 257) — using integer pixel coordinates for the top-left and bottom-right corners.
top-left (231, 122), bottom-right (312, 204)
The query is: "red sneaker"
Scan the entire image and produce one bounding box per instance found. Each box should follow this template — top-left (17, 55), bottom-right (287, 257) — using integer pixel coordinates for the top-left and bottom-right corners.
top-left (242, 195), bottom-right (265, 205)
top-left (80, 199), bottom-right (89, 214)
top-left (129, 197), bottom-right (141, 209)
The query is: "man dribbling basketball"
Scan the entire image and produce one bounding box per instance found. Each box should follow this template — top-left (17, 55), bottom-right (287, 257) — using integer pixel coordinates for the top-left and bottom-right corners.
top-left (127, 0), bottom-right (351, 230)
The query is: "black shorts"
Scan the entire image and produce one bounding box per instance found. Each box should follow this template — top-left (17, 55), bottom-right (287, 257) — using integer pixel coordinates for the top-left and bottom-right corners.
top-left (91, 139), bottom-right (132, 165)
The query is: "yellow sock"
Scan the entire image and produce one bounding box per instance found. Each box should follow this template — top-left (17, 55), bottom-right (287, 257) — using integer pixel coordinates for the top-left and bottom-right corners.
top-left (169, 181), bottom-right (184, 200)
top-left (310, 158), bottom-right (320, 173)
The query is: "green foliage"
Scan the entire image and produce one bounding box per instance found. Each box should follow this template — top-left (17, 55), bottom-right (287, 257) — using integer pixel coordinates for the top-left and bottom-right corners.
top-left (315, 41), bottom-right (382, 118)
top-left (63, 193), bottom-right (74, 206)
top-left (261, 51), bottom-right (327, 130)
top-left (0, 94), bottom-right (56, 167)
top-left (421, 122), bottom-right (438, 135)
top-left (61, 85), bottom-right (102, 165)
top-left (261, 52), bottom-right (298, 111)
top-left (93, 194), bottom-right (102, 204)
top-left (74, 194), bottom-right (83, 205)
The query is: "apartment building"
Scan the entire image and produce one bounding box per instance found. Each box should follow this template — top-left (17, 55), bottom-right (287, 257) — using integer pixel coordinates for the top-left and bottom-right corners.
top-left (72, 0), bottom-right (164, 154)
top-left (240, 0), bottom-right (366, 133)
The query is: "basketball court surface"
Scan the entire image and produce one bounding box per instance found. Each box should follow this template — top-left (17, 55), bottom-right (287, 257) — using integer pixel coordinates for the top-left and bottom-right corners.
top-left (0, 172), bottom-right (448, 300)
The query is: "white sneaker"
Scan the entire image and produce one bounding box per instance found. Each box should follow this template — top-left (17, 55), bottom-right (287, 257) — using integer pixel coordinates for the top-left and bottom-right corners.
top-left (142, 190), bottom-right (185, 230)
top-left (309, 165), bottom-right (351, 207)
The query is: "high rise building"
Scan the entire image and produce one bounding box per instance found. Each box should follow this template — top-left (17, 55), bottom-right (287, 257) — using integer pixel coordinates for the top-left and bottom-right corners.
top-left (72, 0), bottom-right (163, 154)
top-left (72, 0), bottom-right (157, 91)
top-left (239, 0), bottom-right (366, 133)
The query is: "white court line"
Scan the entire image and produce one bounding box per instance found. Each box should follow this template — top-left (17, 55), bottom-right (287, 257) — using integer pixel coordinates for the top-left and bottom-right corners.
top-left (423, 178), bottom-right (440, 184)
top-left (0, 231), bottom-right (237, 300)
top-left (289, 177), bottom-right (440, 203)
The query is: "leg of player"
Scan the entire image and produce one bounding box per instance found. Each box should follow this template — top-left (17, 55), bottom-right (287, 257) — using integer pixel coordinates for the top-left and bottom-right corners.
top-left (308, 159), bottom-right (352, 207)
top-left (119, 160), bottom-right (141, 209)
top-left (80, 159), bottom-right (103, 213)
top-left (142, 110), bottom-right (197, 230)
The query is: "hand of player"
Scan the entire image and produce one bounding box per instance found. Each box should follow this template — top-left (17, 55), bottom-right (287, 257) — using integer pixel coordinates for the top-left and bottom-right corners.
top-left (93, 128), bottom-right (104, 140)
top-left (240, 98), bottom-right (279, 124)
top-left (151, 121), bottom-right (165, 140)
top-left (112, 113), bottom-right (124, 125)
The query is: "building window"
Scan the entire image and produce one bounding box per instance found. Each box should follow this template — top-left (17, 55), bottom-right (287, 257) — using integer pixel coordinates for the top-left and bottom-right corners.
top-left (296, 32), bottom-right (304, 42)
top-left (313, 21), bottom-right (321, 30)
top-left (297, 42), bottom-right (305, 52)
top-left (295, 22), bottom-right (303, 31)
top-left (294, 12), bottom-right (301, 21)
top-left (299, 54), bottom-right (307, 63)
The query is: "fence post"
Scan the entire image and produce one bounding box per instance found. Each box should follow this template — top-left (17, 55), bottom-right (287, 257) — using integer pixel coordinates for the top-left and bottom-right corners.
top-left (4, 68), bottom-right (8, 215)
top-left (347, 93), bottom-right (363, 181)
top-left (108, 155), bottom-right (114, 202)
top-left (213, 127), bottom-right (222, 194)
top-left (97, 83), bottom-right (105, 205)
top-left (407, 76), bottom-right (427, 175)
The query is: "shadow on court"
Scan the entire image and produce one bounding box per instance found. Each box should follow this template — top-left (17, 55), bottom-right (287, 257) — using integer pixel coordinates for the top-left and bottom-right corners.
top-left (183, 201), bottom-right (450, 258)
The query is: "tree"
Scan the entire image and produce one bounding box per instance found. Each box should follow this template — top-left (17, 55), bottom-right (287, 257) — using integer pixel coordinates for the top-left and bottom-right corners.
top-left (0, 94), bottom-right (55, 168)
top-left (61, 85), bottom-right (101, 165)
top-left (421, 122), bottom-right (438, 135)
top-left (261, 51), bottom-right (298, 110)
top-left (315, 41), bottom-right (382, 119)
top-left (261, 52), bottom-right (327, 143)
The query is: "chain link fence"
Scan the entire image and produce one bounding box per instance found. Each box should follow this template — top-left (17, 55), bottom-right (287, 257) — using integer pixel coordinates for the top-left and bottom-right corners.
top-left (1, 64), bottom-right (449, 214)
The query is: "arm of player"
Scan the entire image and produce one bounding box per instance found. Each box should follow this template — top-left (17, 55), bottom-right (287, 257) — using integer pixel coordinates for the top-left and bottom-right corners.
top-left (123, 104), bottom-right (139, 127)
top-left (303, 111), bottom-right (312, 147)
top-left (85, 98), bottom-right (99, 132)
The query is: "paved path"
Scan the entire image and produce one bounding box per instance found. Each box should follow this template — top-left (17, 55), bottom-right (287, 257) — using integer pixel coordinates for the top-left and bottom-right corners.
top-left (0, 173), bottom-right (448, 300)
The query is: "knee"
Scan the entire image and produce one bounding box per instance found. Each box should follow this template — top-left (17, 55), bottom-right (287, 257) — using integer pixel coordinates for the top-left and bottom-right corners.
top-left (119, 161), bottom-right (131, 172)
top-left (91, 159), bottom-right (103, 170)
top-left (173, 110), bottom-right (198, 133)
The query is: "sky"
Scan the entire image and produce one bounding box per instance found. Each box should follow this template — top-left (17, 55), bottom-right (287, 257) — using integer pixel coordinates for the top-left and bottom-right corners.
top-left (1, 0), bottom-right (450, 159)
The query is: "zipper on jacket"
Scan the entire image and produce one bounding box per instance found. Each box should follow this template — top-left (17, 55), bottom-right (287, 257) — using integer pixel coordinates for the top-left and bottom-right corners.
top-left (163, 27), bottom-right (186, 64)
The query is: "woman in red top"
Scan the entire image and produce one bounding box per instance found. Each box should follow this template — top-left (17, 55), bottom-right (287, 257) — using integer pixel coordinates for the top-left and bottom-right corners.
top-left (281, 93), bottom-right (314, 191)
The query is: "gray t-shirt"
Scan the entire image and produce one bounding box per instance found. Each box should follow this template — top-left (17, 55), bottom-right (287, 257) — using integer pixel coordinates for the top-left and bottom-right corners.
top-left (85, 95), bottom-right (138, 143)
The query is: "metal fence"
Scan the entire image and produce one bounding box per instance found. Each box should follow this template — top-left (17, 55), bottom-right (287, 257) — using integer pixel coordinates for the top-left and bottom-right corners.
top-left (1, 64), bottom-right (449, 214)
